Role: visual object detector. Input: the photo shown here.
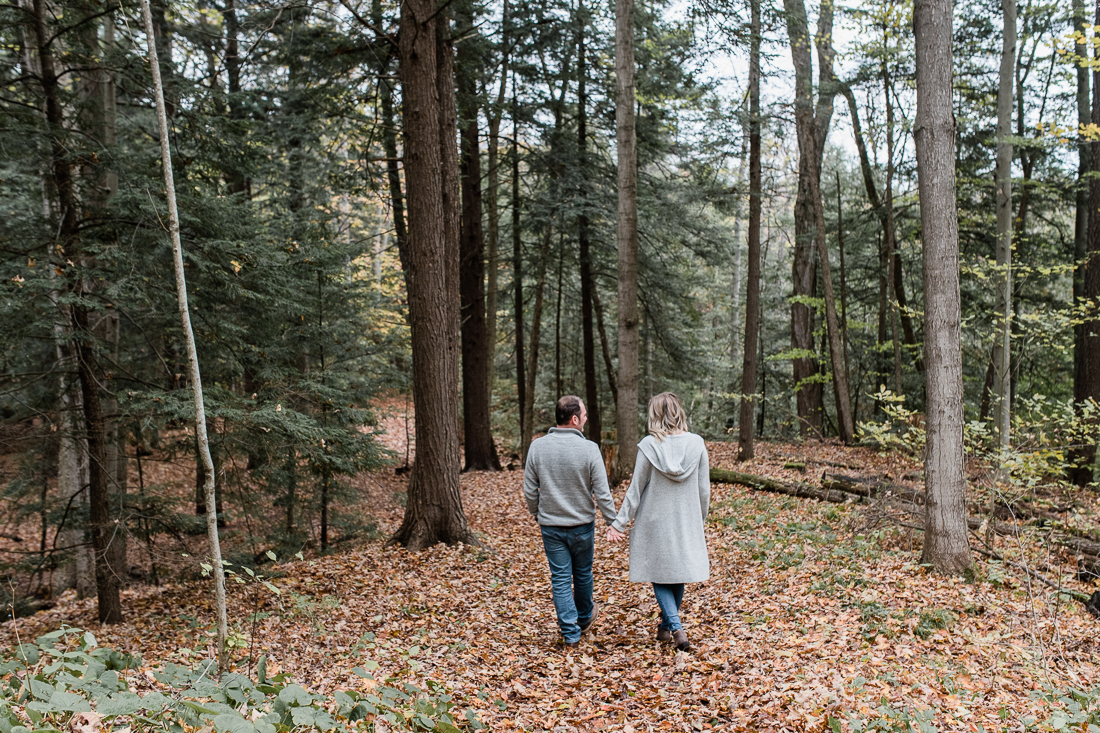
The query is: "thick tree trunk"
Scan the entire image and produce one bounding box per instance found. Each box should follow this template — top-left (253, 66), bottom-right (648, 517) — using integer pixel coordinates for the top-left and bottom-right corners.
top-left (784, 0), bottom-right (848, 442)
top-left (737, 0), bottom-right (762, 462)
top-left (914, 0), bottom-right (972, 575)
top-left (72, 307), bottom-right (123, 624)
top-left (458, 6), bottom-right (501, 472)
top-left (393, 0), bottom-right (476, 549)
top-left (615, 0), bottom-right (639, 482)
top-left (783, 0), bottom-right (837, 438)
top-left (31, 0), bottom-right (120, 617)
top-left (992, 0), bottom-right (1016, 450)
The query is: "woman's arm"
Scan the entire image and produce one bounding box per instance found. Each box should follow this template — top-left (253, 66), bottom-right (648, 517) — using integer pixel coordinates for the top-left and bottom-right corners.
top-left (698, 444), bottom-right (710, 520)
top-left (610, 449), bottom-right (652, 533)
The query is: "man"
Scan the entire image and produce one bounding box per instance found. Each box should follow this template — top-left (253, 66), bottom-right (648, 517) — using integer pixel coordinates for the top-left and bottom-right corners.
top-left (524, 396), bottom-right (617, 648)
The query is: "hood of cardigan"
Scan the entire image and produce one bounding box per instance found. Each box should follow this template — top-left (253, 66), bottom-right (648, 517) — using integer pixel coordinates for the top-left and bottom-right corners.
top-left (638, 433), bottom-right (706, 483)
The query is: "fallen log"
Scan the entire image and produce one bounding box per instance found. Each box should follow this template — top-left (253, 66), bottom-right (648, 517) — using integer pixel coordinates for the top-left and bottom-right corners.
top-left (709, 467), bottom-right (869, 505)
top-left (1057, 536), bottom-right (1100, 557)
top-left (821, 472), bottom-right (926, 504)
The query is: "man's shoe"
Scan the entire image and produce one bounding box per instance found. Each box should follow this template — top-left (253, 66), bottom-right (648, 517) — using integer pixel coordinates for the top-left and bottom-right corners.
top-left (657, 627), bottom-right (672, 642)
top-left (580, 603), bottom-right (600, 633)
top-left (672, 630), bottom-right (690, 652)
top-left (563, 640), bottom-right (579, 649)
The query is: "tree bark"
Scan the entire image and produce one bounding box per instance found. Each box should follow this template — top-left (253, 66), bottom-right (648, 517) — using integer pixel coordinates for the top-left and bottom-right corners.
top-left (783, 0), bottom-right (838, 438)
top-left (992, 0), bottom-right (1016, 450)
top-left (392, 0), bottom-right (477, 549)
top-left (1070, 0), bottom-right (1100, 486)
top-left (141, 0), bottom-right (228, 663)
top-left (521, 229), bottom-right (554, 456)
top-left (883, 61), bottom-right (902, 394)
top-left (840, 85), bottom-right (923, 373)
top-left (914, 0), bottom-right (972, 575)
top-left (484, 0), bottom-right (511, 393)
top-left (615, 0), bottom-right (639, 482)
top-left (738, 0), bottom-right (762, 462)
top-left (31, 0), bottom-right (122, 620)
top-left (374, 0), bottom-right (407, 272)
top-left (458, 4), bottom-right (501, 472)
top-left (512, 88), bottom-right (526, 458)
top-left (577, 5), bottom-right (601, 447)
top-left (592, 285), bottom-right (617, 404)
top-left (730, 121), bottom-right (748, 373)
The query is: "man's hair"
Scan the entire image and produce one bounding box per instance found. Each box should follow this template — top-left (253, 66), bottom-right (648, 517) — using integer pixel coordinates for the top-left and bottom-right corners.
top-left (647, 392), bottom-right (688, 441)
top-left (556, 395), bottom-right (583, 426)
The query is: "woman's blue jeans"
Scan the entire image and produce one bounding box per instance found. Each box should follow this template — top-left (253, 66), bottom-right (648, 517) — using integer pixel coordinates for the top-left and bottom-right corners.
top-left (652, 582), bottom-right (685, 631)
top-left (540, 522), bottom-right (595, 643)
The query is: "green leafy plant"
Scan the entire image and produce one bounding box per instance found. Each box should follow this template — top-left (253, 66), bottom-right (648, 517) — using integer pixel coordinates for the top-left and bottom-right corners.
top-left (0, 627), bottom-right (481, 733)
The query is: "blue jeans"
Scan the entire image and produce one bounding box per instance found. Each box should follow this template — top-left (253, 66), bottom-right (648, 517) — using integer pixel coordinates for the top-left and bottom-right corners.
top-left (540, 522), bottom-right (595, 643)
top-left (652, 583), bottom-right (685, 632)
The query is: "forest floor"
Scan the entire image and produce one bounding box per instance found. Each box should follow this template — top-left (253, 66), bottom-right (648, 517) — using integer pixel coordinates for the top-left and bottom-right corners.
top-left (2, 403), bottom-right (1100, 732)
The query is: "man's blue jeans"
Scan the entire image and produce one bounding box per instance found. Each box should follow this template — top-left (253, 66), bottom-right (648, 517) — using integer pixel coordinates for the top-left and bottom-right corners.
top-left (652, 582), bottom-right (685, 632)
top-left (540, 522), bottom-right (595, 643)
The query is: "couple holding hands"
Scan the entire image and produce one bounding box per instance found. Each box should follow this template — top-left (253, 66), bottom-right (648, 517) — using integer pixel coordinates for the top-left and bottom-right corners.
top-left (523, 392), bottom-right (711, 652)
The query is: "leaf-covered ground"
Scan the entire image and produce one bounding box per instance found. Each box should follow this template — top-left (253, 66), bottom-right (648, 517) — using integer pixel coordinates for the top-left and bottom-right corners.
top-left (3, 412), bottom-right (1099, 731)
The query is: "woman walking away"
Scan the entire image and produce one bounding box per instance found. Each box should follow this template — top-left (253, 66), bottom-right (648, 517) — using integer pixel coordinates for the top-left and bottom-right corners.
top-left (606, 392), bottom-right (710, 652)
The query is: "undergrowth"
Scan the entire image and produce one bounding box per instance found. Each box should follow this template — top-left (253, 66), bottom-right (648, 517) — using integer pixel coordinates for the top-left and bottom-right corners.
top-left (0, 627), bottom-right (481, 733)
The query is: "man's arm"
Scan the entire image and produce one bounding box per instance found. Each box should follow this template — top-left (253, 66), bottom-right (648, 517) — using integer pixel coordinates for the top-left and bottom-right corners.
top-left (522, 450), bottom-right (541, 518)
top-left (589, 446), bottom-right (616, 525)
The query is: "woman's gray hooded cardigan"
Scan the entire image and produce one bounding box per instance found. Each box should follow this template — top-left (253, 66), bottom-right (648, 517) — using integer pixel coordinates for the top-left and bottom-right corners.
top-left (610, 433), bottom-right (710, 584)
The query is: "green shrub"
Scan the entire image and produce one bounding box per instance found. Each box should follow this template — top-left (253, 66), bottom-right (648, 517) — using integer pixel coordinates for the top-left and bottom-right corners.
top-left (0, 627), bottom-right (481, 733)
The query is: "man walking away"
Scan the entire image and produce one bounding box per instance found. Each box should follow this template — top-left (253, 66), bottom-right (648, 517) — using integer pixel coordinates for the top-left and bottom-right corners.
top-left (524, 396), bottom-right (617, 648)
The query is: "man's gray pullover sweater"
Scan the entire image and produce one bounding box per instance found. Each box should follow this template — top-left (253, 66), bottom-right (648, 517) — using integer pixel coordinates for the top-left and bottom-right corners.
top-left (523, 428), bottom-right (617, 526)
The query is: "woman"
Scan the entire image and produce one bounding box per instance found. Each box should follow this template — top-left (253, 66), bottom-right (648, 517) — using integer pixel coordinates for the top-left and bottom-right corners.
top-left (606, 392), bottom-right (710, 652)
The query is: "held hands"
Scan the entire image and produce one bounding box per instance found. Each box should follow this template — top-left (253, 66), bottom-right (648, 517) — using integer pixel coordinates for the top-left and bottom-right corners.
top-left (606, 526), bottom-right (627, 543)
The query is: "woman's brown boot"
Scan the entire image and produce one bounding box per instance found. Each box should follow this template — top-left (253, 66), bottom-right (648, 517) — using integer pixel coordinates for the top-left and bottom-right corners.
top-left (672, 630), bottom-right (690, 651)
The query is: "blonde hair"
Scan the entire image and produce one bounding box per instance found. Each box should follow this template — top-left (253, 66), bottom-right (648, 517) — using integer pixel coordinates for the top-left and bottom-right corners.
top-left (647, 392), bottom-right (688, 441)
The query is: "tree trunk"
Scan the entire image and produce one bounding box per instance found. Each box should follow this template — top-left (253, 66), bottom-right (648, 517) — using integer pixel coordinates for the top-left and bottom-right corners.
top-left (1070, 0), bottom-right (1099, 486)
top-left (521, 230), bottom-right (554, 456)
top-left (592, 285), bottom-right (617, 405)
top-left (577, 7), bottom-right (601, 447)
top-left (840, 85), bottom-right (923, 373)
top-left (783, 0), bottom-right (837, 438)
top-left (374, 0), bottom-right (407, 272)
top-left (458, 5), bottom-right (501, 472)
top-left (784, 0), bottom-right (850, 443)
top-left (484, 0), bottom-right (510, 393)
top-left (738, 0), bottom-right (762, 462)
top-left (554, 246), bottom-right (565, 396)
top-left (836, 171), bottom-right (850, 399)
top-left (992, 0), bottom-right (1016, 450)
top-left (883, 61), bottom-right (903, 394)
top-left (30, 0), bottom-right (122, 620)
top-left (141, 0), bottom-right (228, 664)
top-left (513, 91), bottom-right (526, 458)
top-left (392, 0), bottom-right (477, 549)
top-left (914, 0), bottom-right (972, 575)
top-left (730, 117), bottom-right (749, 372)
top-left (615, 0), bottom-right (639, 482)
